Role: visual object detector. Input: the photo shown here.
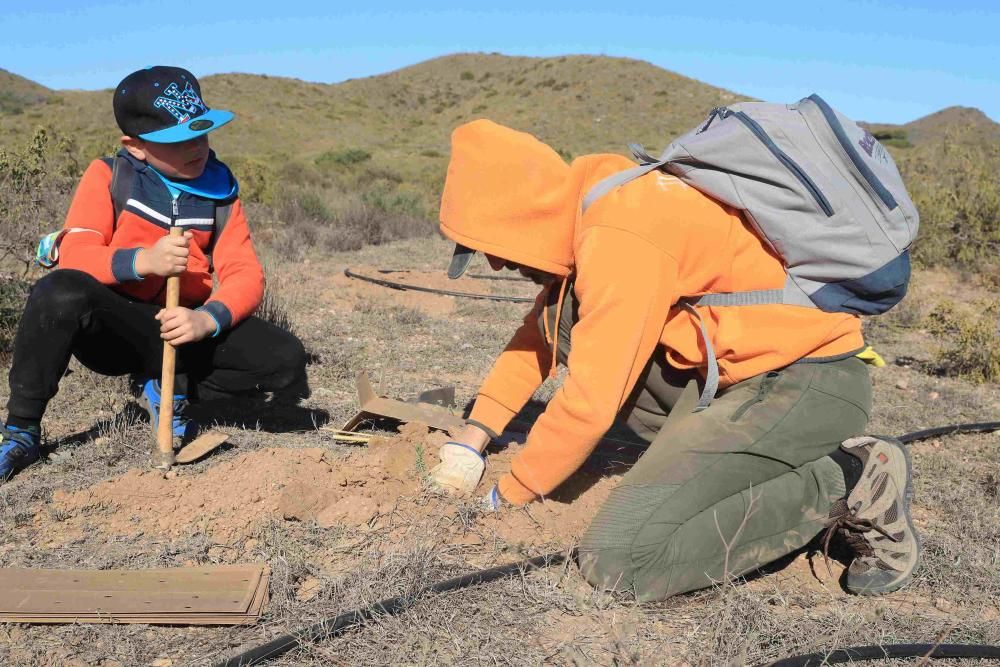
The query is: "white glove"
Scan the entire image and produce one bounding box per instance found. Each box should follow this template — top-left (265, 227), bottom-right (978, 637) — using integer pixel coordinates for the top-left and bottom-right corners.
top-left (430, 442), bottom-right (486, 494)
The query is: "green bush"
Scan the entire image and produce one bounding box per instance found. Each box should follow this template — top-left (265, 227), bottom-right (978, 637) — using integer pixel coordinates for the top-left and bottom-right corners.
top-left (925, 299), bottom-right (1000, 383)
top-left (314, 148), bottom-right (372, 168)
top-left (361, 182), bottom-right (424, 219)
top-left (896, 132), bottom-right (1000, 269)
top-left (229, 156), bottom-right (276, 204)
top-left (459, 71), bottom-right (475, 81)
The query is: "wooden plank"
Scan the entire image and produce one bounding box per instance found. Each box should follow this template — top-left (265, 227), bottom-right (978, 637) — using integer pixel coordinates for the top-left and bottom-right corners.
top-left (0, 565), bottom-right (267, 622)
top-left (0, 565), bottom-right (261, 594)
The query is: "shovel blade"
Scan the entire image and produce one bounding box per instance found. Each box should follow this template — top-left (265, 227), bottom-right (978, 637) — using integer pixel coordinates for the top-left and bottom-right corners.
top-left (174, 430), bottom-right (230, 464)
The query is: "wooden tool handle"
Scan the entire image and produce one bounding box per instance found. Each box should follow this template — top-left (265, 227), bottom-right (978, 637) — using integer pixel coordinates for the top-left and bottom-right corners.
top-left (154, 226), bottom-right (184, 469)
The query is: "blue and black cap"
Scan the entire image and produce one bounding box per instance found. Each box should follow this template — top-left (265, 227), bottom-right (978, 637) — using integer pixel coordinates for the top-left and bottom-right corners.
top-left (113, 66), bottom-right (233, 143)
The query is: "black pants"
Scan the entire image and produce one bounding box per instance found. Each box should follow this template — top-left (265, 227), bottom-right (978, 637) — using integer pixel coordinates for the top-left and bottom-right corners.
top-left (6, 269), bottom-right (308, 422)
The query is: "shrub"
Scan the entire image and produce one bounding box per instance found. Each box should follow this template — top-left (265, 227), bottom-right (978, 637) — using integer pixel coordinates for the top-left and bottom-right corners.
top-left (315, 148), bottom-right (372, 168)
top-left (896, 132), bottom-right (1000, 270)
top-left (229, 157), bottom-right (276, 205)
top-left (361, 182), bottom-right (425, 219)
top-left (459, 71), bottom-right (474, 81)
top-left (0, 126), bottom-right (80, 272)
top-left (925, 299), bottom-right (1000, 383)
top-left (0, 275), bottom-right (30, 360)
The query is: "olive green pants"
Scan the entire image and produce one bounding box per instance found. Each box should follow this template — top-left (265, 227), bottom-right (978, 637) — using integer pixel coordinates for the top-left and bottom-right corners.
top-left (541, 284), bottom-right (872, 601)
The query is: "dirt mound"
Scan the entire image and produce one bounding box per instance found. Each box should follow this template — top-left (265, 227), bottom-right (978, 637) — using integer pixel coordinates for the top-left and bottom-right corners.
top-left (40, 423), bottom-right (618, 550)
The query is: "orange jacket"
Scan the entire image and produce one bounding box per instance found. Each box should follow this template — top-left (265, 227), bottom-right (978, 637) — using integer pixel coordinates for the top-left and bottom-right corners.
top-left (58, 156), bottom-right (264, 330)
top-left (439, 120), bottom-right (865, 505)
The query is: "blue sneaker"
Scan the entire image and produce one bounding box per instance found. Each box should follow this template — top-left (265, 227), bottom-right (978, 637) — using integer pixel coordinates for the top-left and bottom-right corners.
top-left (0, 425), bottom-right (41, 482)
top-left (142, 380), bottom-right (198, 446)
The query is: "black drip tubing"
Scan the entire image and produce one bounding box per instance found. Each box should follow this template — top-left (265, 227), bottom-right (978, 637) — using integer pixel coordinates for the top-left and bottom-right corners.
top-left (214, 416), bottom-right (997, 666)
top-left (213, 551), bottom-right (573, 667)
top-left (344, 268), bottom-right (535, 303)
top-left (761, 643), bottom-right (1000, 666)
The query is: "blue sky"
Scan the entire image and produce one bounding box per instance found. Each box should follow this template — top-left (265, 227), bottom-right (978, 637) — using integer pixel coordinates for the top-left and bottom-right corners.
top-left (2, 1), bottom-right (997, 124)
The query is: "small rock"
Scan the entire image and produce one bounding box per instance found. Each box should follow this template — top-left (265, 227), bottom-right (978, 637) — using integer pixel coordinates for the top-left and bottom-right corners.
top-left (928, 391), bottom-right (940, 400)
top-left (150, 659), bottom-right (173, 667)
top-left (934, 597), bottom-right (954, 612)
top-left (296, 576), bottom-right (323, 602)
top-left (895, 380), bottom-right (909, 390)
top-left (164, 471), bottom-right (177, 480)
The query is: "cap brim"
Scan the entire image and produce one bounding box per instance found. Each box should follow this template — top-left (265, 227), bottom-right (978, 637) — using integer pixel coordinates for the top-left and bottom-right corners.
top-left (139, 109), bottom-right (235, 143)
top-left (447, 244), bottom-right (476, 279)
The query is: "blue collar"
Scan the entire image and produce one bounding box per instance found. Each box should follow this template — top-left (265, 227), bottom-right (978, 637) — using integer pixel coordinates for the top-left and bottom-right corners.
top-left (148, 152), bottom-right (238, 201)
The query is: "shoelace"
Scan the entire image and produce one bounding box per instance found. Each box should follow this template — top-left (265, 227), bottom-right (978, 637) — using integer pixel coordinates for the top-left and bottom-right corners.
top-left (821, 503), bottom-right (901, 578)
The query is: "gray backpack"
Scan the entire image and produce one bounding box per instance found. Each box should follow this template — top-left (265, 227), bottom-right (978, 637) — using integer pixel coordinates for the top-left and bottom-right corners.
top-left (583, 94), bottom-right (919, 409)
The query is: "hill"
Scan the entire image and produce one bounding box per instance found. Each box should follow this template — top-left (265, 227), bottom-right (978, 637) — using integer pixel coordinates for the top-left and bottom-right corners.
top-left (1, 54), bottom-right (997, 269)
top-left (0, 69), bottom-right (53, 115)
top-left (0, 54), bottom-right (747, 178)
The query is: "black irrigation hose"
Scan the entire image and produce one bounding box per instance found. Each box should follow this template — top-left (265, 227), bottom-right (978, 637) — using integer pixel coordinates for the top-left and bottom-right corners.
top-left (761, 643), bottom-right (1000, 666)
top-left (898, 421), bottom-right (1000, 444)
top-left (216, 422), bottom-right (999, 667)
top-left (344, 268), bottom-right (535, 303)
top-left (213, 551), bottom-right (573, 667)
top-left (374, 268), bottom-right (533, 282)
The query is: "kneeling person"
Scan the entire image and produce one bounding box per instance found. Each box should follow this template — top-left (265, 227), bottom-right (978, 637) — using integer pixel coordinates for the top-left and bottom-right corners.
top-left (431, 120), bottom-right (920, 600)
top-left (0, 67), bottom-right (307, 481)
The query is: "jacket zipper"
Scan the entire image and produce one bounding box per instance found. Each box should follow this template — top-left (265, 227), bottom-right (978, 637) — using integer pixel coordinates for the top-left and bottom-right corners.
top-left (725, 109), bottom-right (835, 218)
top-left (730, 371), bottom-right (781, 422)
top-left (805, 94), bottom-right (897, 211)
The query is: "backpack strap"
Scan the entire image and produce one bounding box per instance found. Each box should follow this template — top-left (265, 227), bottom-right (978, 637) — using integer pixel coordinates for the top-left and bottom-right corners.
top-left (581, 144), bottom-right (667, 214)
top-left (205, 202), bottom-right (233, 272)
top-left (101, 155), bottom-right (134, 228)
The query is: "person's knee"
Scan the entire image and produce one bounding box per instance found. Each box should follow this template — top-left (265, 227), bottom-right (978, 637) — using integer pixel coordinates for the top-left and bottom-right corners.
top-left (28, 269), bottom-right (98, 318)
top-left (578, 483), bottom-right (686, 600)
top-left (266, 332), bottom-right (308, 392)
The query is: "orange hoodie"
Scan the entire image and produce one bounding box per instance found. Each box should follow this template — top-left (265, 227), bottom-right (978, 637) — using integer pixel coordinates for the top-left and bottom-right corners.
top-left (440, 120), bottom-right (865, 505)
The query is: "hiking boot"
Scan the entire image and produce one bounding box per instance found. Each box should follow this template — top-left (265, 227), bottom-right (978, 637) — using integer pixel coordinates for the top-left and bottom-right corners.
top-left (0, 424), bottom-right (41, 482)
top-left (142, 380), bottom-right (198, 446)
top-left (823, 435), bottom-right (921, 595)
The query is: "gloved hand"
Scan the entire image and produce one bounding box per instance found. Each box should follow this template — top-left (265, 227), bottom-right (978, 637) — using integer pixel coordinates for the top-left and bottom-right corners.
top-left (430, 442), bottom-right (486, 494)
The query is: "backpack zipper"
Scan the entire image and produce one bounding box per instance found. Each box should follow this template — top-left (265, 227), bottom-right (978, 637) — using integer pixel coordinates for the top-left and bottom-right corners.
top-left (724, 109), bottom-right (835, 218)
top-left (804, 94), bottom-right (897, 211)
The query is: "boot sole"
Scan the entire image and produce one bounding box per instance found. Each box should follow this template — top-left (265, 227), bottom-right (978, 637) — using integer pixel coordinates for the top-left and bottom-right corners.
top-left (854, 437), bottom-right (922, 596)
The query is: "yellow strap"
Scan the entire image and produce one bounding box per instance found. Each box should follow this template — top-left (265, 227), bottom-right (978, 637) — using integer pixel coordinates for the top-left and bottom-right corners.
top-left (856, 345), bottom-right (886, 368)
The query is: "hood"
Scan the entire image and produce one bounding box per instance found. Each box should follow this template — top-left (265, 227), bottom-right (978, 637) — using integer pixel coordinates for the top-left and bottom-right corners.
top-left (439, 120), bottom-right (593, 277)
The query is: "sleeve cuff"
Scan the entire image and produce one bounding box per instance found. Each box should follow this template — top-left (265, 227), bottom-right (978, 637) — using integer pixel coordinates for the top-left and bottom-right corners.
top-left (198, 300), bottom-right (233, 333)
top-left (195, 306), bottom-right (222, 338)
top-left (468, 394), bottom-right (518, 437)
top-left (498, 473), bottom-right (538, 506)
top-left (111, 248), bottom-right (144, 283)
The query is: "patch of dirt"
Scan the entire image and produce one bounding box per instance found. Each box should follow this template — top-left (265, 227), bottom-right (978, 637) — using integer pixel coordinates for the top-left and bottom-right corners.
top-left (38, 422), bottom-right (619, 551)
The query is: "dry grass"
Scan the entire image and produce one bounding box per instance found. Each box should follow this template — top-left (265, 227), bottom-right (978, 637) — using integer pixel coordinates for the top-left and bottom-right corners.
top-left (0, 236), bottom-right (996, 666)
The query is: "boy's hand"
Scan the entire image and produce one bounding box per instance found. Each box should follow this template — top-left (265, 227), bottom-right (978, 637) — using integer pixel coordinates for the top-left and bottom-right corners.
top-left (156, 307), bottom-right (216, 345)
top-left (135, 231), bottom-right (193, 277)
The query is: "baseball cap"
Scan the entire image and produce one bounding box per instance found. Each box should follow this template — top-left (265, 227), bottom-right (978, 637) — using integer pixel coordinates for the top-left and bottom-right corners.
top-left (447, 244), bottom-right (476, 279)
top-left (113, 66), bottom-right (234, 143)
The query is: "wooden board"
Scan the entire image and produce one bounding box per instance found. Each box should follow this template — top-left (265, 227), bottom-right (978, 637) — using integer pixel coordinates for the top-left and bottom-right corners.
top-left (0, 565), bottom-right (268, 625)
